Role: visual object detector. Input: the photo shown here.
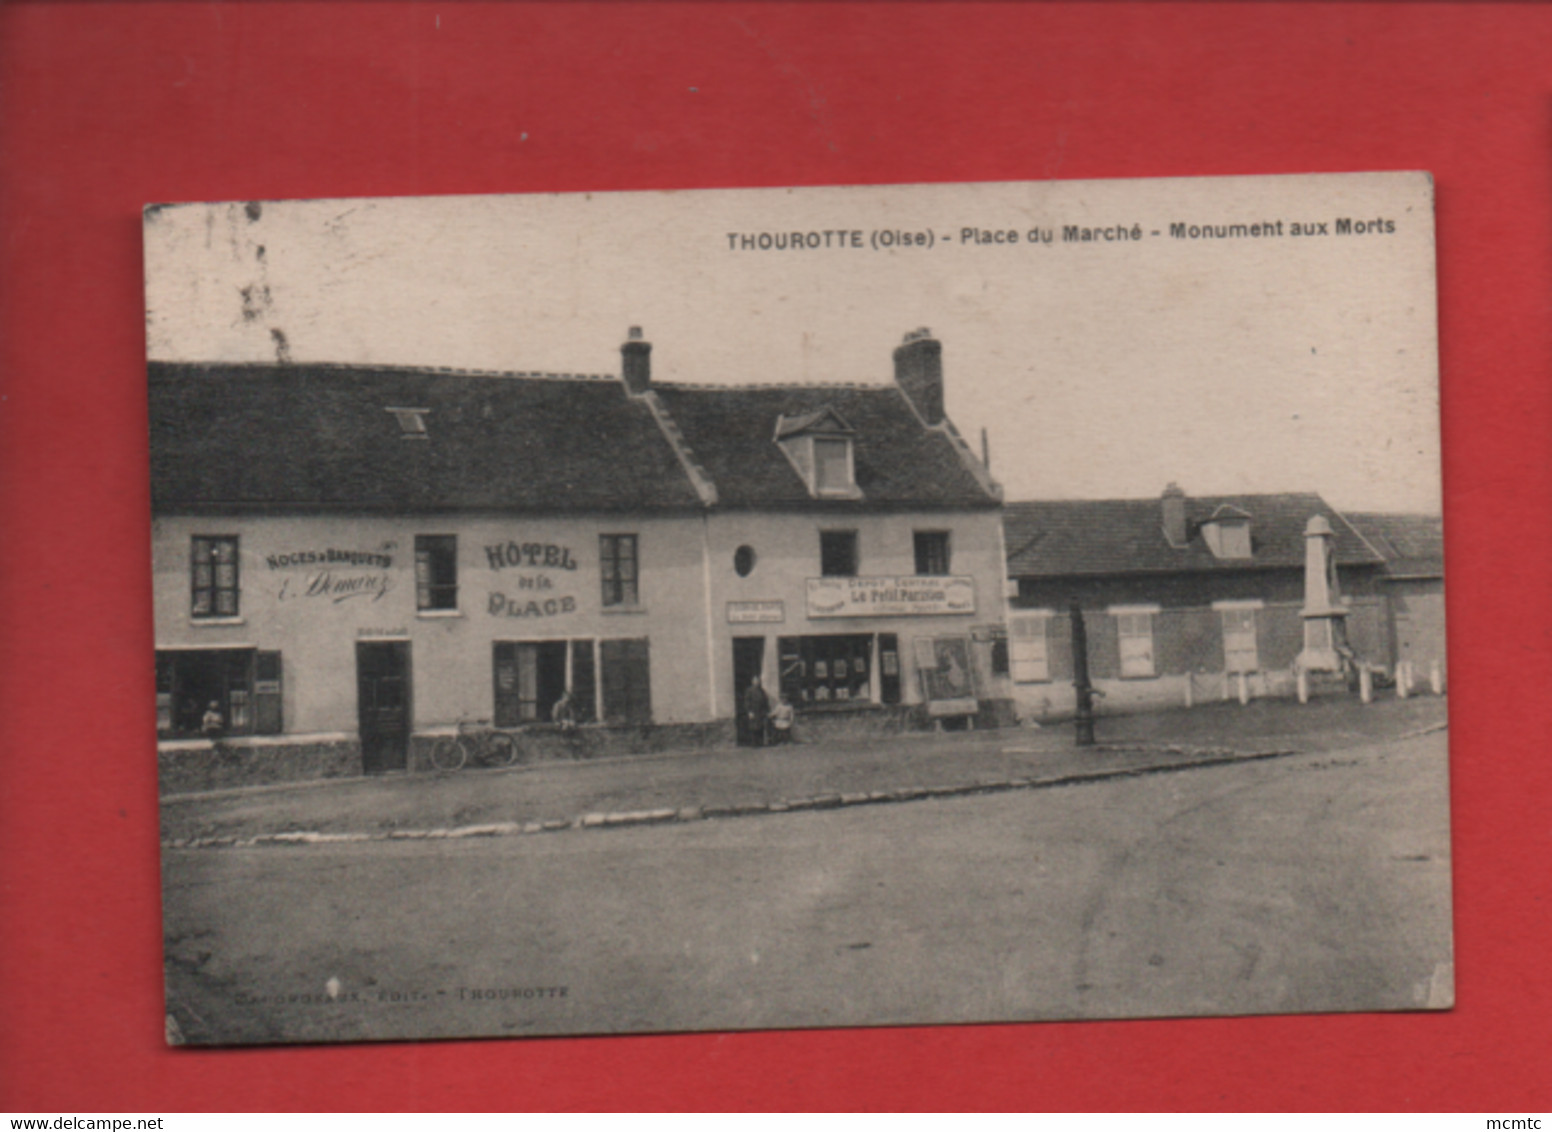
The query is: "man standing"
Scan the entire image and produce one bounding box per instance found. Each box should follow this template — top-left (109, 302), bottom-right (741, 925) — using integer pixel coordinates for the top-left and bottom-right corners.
top-left (743, 676), bottom-right (771, 748)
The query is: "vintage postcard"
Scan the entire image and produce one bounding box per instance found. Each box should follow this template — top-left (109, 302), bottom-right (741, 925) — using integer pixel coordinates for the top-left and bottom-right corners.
top-left (149, 174), bottom-right (1449, 1045)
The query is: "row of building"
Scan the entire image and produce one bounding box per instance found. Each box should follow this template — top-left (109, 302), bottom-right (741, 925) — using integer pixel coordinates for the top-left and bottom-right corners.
top-left (150, 329), bottom-right (1444, 789)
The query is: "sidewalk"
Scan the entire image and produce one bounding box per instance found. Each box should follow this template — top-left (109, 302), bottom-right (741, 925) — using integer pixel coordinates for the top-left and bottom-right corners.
top-left (160, 695), bottom-right (1448, 848)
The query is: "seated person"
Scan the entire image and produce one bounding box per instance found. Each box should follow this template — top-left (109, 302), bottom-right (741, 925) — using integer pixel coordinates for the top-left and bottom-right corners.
top-left (551, 690), bottom-right (578, 732)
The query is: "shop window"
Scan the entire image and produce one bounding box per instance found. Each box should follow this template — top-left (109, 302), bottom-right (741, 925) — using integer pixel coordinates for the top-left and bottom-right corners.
top-left (914, 530), bottom-right (951, 576)
top-left (1008, 612), bottom-right (1050, 683)
top-left (415, 535), bottom-right (458, 611)
top-left (778, 634), bottom-right (874, 706)
top-left (1114, 608), bottom-right (1157, 678)
top-left (1220, 607), bottom-right (1259, 672)
top-left (155, 648), bottom-right (280, 739)
top-left (600, 638), bottom-right (652, 724)
top-left (493, 640), bottom-right (568, 726)
top-left (191, 536), bottom-right (239, 618)
top-left (820, 530), bottom-right (858, 577)
top-left (600, 534), bottom-right (639, 607)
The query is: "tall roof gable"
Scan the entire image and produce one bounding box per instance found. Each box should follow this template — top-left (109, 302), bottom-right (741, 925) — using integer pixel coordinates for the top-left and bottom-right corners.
top-left (650, 382), bottom-right (1000, 510)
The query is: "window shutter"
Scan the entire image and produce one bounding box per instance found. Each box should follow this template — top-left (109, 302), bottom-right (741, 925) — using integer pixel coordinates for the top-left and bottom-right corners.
top-left (492, 642), bottom-right (520, 728)
top-left (600, 638), bottom-right (652, 725)
top-left (1222, 609), bottom-right (1259, 672)
top-left (571, 639), bottom-right (597, 724)
top-left (1008, 615), bottom-right (1050, 683)
top-left (1117, 612), bottom-right (1156, 678)
top-left (253, 650), bottom-right (283, 734)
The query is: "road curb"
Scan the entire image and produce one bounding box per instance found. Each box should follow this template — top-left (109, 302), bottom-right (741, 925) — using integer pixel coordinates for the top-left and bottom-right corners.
top-left (163, 744), bottom-right (1309, 851)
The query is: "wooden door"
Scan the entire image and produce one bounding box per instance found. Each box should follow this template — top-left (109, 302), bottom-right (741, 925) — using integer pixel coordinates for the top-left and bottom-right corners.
top-left (357, 641), bottom-right (411, 773)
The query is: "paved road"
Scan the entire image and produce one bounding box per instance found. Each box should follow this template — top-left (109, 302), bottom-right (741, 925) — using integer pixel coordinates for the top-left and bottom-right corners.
top-left (163, 729), bottom-right (1452, 1044)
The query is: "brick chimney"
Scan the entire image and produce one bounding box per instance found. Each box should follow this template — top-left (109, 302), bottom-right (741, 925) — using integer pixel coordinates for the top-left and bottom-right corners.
top-left (1162, 482), bottom-right (1189, 548)
top-left (621, 326), bottom-right (651, 395)
top-left (893, 328), bottom-right (943, 425)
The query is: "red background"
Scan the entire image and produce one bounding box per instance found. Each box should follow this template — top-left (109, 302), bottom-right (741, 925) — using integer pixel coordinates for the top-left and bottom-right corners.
top-left (1, 1), bottom-right (1547, 1112)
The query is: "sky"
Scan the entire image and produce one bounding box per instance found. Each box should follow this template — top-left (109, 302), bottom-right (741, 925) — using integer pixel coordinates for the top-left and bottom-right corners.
top-left (144, 174), bottom-right (1442, 513)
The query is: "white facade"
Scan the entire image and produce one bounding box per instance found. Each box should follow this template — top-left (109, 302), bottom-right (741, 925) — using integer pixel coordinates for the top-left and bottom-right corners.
top-left (153, 505), bottom-right (1009, 764)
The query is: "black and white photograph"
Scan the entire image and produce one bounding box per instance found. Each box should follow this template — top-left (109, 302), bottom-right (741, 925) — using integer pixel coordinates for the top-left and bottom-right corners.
top-left (149, 173), bottom-right (1450, 1045)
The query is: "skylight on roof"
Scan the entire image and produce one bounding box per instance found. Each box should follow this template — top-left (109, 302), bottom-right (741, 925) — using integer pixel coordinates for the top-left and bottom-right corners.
top-left (386, 407), bottom-right (431, 439)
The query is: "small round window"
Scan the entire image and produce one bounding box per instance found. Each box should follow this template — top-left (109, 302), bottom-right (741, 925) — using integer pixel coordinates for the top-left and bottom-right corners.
top-left (734, 545), bottom-right (757, 577)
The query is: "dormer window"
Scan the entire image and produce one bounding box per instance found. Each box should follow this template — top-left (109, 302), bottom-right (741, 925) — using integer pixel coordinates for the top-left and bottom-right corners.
top-left (1201, 505), bottom-right (1253, 559)
top-left (386, 406), bottom-right (430, 439)
top-left (775, 406), bottom-right (861, 499)
top-left (814, 436), bottom-right (852, 493)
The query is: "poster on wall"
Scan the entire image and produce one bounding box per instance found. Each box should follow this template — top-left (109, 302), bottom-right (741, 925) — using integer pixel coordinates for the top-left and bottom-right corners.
top-left (148, 173), bottom-right (1449, 1045)
top-left (914, 635), bottom-right (977, 704)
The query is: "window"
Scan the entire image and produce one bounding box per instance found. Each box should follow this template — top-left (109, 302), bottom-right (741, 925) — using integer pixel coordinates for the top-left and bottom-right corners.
top-left (155, 648), bottom-right (281, 738)
top-left (734, 545), bottom-right (757, 577)
top-left (820, 530), bottom-right (858, 577)
top-left (600, 534), bottom-right (639, 607)
top-left (1114, 608), bottom-right (1157, 678)
top-left (493, 640), bottom-right (598, 728)
top-left (191, 536), bottom-right (240, 618)
top-left (814, 436), bottom-right (853, 494)
top-left (914, 530), bottom-right (951, 575)
top-left (1219, 523), bottom-right (1252, 558)
top-left (774, 407), bottom-right (860, 500)
top-left (1008, 612), bottom-right (1051, 683)
top-left (1219, 606), bottom-right (1259, 672)
top-left (1202, 515), bottom-right (1253, 559)
top-left (386, 406), bottom-right (430, 439)
top-left (778, 634), bottom-right (874, 706)
top-left (415, 535), bottom-right (458, 611)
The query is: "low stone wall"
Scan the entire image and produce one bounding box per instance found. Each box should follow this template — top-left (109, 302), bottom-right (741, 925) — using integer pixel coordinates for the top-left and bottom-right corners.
top-left (159, 736), bottom-right (362, 795)
top-left (161, 707), bottom-right (1022, 793)
top-left (407, 720), bottom-right (736, 772)
top-left (783, 699), bottom-right (1016, 741)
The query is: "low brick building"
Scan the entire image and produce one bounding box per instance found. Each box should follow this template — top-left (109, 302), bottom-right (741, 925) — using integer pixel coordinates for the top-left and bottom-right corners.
top-left (1345, 511), bottom-right (1447, 686)
top-left (1002, 486), bottom-right (1392, 718)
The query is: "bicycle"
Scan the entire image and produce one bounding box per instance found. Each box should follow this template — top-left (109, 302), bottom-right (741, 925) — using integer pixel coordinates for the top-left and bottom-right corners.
top-left (429, 719), bottom-right (523, 772)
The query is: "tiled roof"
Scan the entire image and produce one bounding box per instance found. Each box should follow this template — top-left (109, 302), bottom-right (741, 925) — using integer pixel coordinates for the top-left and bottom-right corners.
top-left (149, 362), bottom-right (704, 512)
top-left (650, 383), bottom-right (1000, 510)
top-left (1004, 493), bottom-right (1385, 577)
top-left (149, 363), bottom-right (999, 514)
top-left (1344, 512), bottom-right (1445, 578)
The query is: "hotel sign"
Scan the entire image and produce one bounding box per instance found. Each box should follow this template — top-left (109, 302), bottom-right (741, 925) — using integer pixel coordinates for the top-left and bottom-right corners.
top-left (806, 576), bottom-right (976, 619)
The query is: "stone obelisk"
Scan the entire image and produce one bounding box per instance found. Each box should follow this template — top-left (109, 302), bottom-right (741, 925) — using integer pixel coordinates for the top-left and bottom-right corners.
top-left (1297, 514), bottom-right (1349, 675)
